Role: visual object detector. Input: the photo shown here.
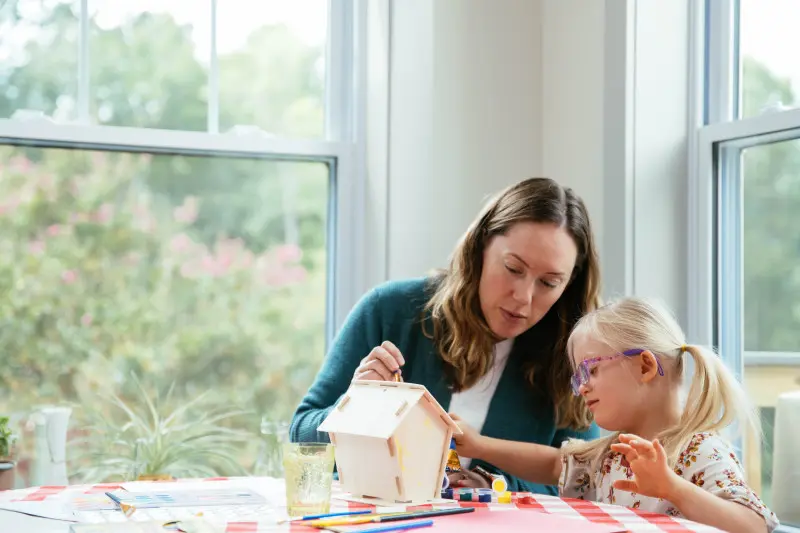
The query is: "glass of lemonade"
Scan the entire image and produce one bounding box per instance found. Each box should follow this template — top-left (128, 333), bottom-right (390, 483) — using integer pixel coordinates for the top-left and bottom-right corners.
top-left (282, 442), bottom-right (335, 516)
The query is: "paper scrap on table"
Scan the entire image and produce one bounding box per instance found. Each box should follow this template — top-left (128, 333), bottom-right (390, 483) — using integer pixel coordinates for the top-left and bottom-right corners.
top-left (0, 500), bottom-right (79, 522)
top-left (67, 492), bottom-right (121, 511)
top-left (69, 517), bottom-right (225, 533)
top-left (73, 504), bottom-right (278, 524)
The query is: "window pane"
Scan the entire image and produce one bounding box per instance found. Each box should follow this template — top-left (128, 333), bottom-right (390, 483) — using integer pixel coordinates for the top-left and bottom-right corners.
top-left (0, 145), bottom-right (329, 485)
top-left (743, 139), bottom-right (800, 352)
top-left (740, 0), bottom-right (800, 117)
top-left (0, 0), bottom-right (79, 121)
top-left (741, 138), bottom-right (800, 526)
top-left (218, 0), bottom-right (327, 138)
top-left (88, 1), bottom-right (210, 129)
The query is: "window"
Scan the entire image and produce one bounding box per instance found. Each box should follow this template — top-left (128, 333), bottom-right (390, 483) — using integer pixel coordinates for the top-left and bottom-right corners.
top-left (0, 0), bottom-right (363, 486)
top-left (692, 0), bottom-right (800, 527)
top-left (739, 0), bottom-right (800, 118)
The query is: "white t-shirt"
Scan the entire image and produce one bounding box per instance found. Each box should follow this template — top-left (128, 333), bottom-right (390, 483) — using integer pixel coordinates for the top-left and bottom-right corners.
top-left (448, 338), bottom-right (513, 468)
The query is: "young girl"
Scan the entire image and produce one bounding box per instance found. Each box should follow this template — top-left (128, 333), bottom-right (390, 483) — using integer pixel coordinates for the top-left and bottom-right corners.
top-left (452, 297), bottom-right (779, 533)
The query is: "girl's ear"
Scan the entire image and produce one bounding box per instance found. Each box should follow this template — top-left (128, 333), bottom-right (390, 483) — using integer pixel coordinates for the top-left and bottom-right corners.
top-left (638, 350), bottom-right (660, 383)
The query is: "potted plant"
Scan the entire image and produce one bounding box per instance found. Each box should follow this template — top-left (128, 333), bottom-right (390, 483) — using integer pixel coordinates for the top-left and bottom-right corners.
top-left (0, 416), bottom-right (17, 490)
top-left (70, 375), bottom-right (252, 483)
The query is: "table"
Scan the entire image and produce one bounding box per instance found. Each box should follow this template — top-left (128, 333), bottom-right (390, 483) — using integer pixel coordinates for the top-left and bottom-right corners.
top-left (0, 477), bottom-right (723, 532)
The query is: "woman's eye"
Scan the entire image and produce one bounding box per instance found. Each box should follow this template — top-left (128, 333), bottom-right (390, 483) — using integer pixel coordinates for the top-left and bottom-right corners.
top-left (541, 279), bottom-right (559, 288)
top-left (505, 265), bottom-right (522, 275)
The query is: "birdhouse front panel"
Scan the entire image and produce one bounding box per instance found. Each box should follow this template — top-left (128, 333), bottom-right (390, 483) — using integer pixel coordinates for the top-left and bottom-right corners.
top-left (330, 432), bottom-right (402, 501)
top-left (392, 396), bottom-right (453, 502)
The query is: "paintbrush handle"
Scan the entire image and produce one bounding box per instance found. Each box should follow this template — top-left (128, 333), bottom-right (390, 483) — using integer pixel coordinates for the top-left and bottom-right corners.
top-left (379, 506), bottom-right (474, 522)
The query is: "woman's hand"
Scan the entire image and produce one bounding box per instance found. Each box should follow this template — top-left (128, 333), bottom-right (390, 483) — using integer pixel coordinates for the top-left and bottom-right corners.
top-left (610, 433), bottom-right (680, 500)
top-left (449, 413), bottom-right (487, 459)
top-left (353, 341), bottom-right (405, 382)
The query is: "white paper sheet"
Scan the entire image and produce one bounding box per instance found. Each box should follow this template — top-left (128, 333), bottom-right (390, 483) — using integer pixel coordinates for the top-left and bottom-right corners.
top-left (120, 477), bottom-right (285, 505)
top-left (0, 500), bottom-right (78, 522)
top-left (73, 504), bottom-right (278, 524)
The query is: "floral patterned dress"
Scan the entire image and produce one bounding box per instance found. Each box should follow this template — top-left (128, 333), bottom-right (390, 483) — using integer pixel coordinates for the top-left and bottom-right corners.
top-left (558, 432), bottom-right (779, 532)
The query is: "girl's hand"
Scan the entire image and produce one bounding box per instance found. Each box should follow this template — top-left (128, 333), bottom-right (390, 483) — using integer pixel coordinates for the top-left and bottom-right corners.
top-left (449, 413), bottom-right (486, 459)
top-left (353, 341), bottom-right (405, 382)
top-left (447, 470), bottom-right (491, 489)
top-left (610, 434), bottom-right (680, 499)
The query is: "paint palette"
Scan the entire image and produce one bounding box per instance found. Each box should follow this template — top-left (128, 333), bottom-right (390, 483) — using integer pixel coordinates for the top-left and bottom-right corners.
top-left (440, 487), bottom-right (512, 503)
top-left (106, 488), bottom-right (267, 509)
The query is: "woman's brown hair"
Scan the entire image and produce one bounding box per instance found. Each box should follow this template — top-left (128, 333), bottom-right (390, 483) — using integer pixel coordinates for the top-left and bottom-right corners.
top-left (423, 177), bottom-right (601, 430)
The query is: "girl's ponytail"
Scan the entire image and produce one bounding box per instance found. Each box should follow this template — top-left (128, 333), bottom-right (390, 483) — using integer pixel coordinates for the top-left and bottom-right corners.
top-left (679, 344), bottom-right (760, 442)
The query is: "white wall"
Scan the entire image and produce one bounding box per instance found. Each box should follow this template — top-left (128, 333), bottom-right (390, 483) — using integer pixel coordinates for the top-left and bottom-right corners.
top-left (541, 0), bottom-right (605, 288)
top-left (630, 0), bottom-right (690, 324)
top-left (364, 0), bottom-right (692, 327)
top-left (384, 0), bottom-right (543, 279)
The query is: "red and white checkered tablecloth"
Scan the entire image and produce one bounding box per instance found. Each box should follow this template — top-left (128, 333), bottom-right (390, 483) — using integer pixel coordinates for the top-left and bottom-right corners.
top-left (0, 477), bottom-right (723, 532)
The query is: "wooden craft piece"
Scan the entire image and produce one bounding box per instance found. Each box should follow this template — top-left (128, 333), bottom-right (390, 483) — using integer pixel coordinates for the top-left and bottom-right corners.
top-left (317, 380), bottom-right (462, 503)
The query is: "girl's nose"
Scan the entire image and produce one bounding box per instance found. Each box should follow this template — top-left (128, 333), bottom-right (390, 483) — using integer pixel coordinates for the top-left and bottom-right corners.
top-left (578, 381), bottom-right (591, 396)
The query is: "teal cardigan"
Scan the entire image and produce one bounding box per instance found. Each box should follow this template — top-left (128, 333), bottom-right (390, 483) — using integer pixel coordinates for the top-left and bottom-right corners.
top-left (290, 277), bottom-right (599, 495)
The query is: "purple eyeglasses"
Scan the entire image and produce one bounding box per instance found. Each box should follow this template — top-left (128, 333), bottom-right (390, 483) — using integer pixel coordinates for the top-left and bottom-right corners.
top-left (570, 348), bottom-right (665, 396)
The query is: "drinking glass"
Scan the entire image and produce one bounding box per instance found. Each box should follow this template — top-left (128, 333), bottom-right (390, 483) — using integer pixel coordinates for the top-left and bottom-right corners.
top-left (282, 442), bottom-right (335, 516)
top-left (256, 417), bottom-right (289, 477)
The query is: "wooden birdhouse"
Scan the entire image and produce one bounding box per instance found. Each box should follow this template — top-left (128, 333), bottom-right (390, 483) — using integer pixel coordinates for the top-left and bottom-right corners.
top-left (317, 380), bottom-right (462, 503)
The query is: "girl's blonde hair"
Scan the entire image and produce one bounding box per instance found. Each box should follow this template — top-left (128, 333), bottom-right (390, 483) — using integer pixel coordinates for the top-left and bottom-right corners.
top-left (564, 296), bottom-right (760, 478)
top-left (422, 178), bottom-right (602, 430)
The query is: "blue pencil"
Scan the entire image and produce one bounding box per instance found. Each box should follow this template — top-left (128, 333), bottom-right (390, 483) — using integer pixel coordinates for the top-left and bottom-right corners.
top-left (348, 519), bottom-right (434, 533)
top-left (280, 509), bottom-right (373, 523)
top-left (300, 510), bottom-right (373, 520)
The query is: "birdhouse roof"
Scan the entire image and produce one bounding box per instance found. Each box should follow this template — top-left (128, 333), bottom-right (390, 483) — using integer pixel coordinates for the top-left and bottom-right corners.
top-left (317, 381), bottom-right (461, 440)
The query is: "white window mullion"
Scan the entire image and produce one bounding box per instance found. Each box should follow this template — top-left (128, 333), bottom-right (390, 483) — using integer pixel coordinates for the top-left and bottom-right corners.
top-left (78, 0), bottom-right (90, 124)
top-left (716, 144), bottom-right (744, 383)
top-left (208, 0), bottom-right (219, 134)
top-left (705, 0), bottom-right (739, 124)
top-left (325, 0), bottom-right (354, 142)
top-left (325, 0), bottom-right (369, 338)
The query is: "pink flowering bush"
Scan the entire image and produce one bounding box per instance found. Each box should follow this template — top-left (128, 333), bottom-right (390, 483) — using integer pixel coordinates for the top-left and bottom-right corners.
top-left (0, 146), bottom-right (328, 481)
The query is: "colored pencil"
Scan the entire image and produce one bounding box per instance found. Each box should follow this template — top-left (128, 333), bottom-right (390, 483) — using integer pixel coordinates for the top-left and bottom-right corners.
top-left (308, 506), bottom-right (474, 527)
top-left (334, 519), bottom-right (434, 533)
top-left (278, 509), bottom-right (373, 523)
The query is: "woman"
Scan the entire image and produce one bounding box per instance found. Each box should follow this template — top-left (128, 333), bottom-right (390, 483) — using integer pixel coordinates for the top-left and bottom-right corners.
top-left (289, 177), bottom-right (602, 494)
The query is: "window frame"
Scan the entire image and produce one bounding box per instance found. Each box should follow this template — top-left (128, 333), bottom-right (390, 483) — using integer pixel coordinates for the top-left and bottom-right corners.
top-left (0, 0), bottom-right (369, 341)
top-left (690, 1), bottom-right (800, 529)
top-left (689, 1), bottom-right (800, 369)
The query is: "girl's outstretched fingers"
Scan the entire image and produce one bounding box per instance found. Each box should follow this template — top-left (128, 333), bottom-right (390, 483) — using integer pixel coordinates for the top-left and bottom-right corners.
top-left (653, 439), bottom-right (667, 461)
top-left (610, 442), bottom-right (638, 461)
top-left (628, 438), bottom-right (658, 461)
